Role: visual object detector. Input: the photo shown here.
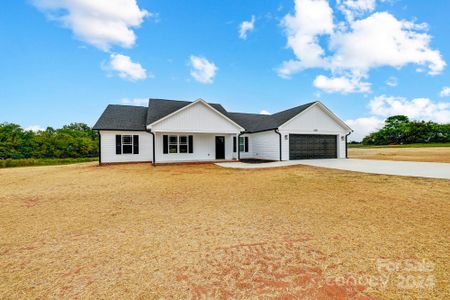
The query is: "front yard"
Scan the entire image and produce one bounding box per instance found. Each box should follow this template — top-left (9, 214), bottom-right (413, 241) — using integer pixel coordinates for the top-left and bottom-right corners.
top-left (0, 162), bottom-right (448, 299)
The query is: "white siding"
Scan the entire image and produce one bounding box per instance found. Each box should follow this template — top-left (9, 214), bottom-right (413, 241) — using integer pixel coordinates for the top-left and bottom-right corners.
top-left (155, 133), bottom-right (235, 163)
top-left (280, 105), bottom-right (348, 134)
top-left (151, 101), bottom-right (241, 133)
top-left (250, 131), bottom-right (280, 160)
top-left (100, 130), bottom-right (153, 163)
top-left (279, 105), bottom-right (349, 159)
top-left (238, 134), bottom-right (252, 159)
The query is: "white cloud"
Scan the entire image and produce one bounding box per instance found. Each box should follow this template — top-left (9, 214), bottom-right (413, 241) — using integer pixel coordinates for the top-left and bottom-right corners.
top-left (26, 125), bottom-right (45, 132)
top-left (32, 0), bottom-right (150, 51)
top-left (369, 95), bottom-right (450, 123)
top-left (278, 1), bottom-right (446, 93)
top-left (259, 110), bottom-right (271, 115)
top-left (313, 74), bottom-right (371, 94)
top-left (385, 76), bottom-right (398, 87)
top-left (239, 15), bottom-right (255, 39)
top-left (329, 12), bottom-right (445, 75)
top-left (347, 94), bottom-right (450, 141)
top-left (337, 0), bottom-right (376, 22)
top-left (439, 86), bottom-right (450, 97)
top-left (189, 55), bottom-right (217, 84)
top-left (120, 97), bottom-right (148, 106)
top-left (106, 54), bottom-right (147, 80)
top-left (345, 117), bottom-right (383, 141)
top-left (279, 0), bottom-right (333, 76)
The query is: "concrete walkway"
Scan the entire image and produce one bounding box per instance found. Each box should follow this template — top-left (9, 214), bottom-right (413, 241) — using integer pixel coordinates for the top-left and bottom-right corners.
top-left (216, 159), bottom-right (450, 180)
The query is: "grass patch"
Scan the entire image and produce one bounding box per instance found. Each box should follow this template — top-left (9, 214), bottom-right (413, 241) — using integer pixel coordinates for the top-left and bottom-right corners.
top-left (0, 163), bottom-right (448, 299)
top-left (0, 157), bottom-right (98, 168)
top-left (348, 142), bottom-right (450, 148)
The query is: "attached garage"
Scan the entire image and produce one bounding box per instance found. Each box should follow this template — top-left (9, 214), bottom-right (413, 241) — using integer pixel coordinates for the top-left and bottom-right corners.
top-left (289, 134), bottom-right (337, 160)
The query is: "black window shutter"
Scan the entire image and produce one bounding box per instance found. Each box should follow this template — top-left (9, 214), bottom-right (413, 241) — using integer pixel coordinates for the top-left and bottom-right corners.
top-left (188, 135), bottom-right (193, 153)
top-left (115, 135), bottom-right (122, 154)
top-left (244, 137), bottom-right (249, 152)
top-left (233, 137), bottom-right (236, 152)
top-left (133, 135), bottom-right (139, 154)
top-left (163, 135), bottom-right (168, 154)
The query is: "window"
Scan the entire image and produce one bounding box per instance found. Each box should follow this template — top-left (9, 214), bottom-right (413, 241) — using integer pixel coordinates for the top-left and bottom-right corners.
top-left (163, 135), bottom-right (193, 154)
top-left (115, 134), bottom-right (139, 155)
top-left (179, 136), bottom-right (188, 153)
top-left (169, 135), bottom-right (178, 153)
top-left (239, 136), bottom-right (249, 152)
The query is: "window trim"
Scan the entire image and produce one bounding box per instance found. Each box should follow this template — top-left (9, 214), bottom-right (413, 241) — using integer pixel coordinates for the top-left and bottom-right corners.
top-left (239, 136), bottom-right (249, 153)
top-left (165, 134), bottom-right (191, 155)
top-left (168, 135), bottom-right (178, 154)
top-left (122, 134), bottom-right (134, 155)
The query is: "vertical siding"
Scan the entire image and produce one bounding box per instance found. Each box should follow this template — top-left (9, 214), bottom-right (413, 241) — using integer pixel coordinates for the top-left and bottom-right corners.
top-left (155, 133), bottom-right (235, 163)
top-left (279, 104), bottom-right (349, 160)
top-left (151, 101), bottom-right (241, 133)
top-left (280, 105), bottom-right (348, 133)
top-left (100, 130), bottom-right (153, 163)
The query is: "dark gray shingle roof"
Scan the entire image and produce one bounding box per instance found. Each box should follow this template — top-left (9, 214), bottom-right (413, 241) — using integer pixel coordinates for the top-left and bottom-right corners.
top-left (227, 102), bottom-right (316, 132)
top-left (93, 105), bottom-right (148, 131)
top-left (93, 98), bottom-right (318, 132)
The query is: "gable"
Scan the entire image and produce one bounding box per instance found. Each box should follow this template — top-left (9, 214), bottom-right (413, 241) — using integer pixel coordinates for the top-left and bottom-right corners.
top-left (149, 101), bottom-right (242, 133)
top-left (279, 104), bottom-right (350, 133)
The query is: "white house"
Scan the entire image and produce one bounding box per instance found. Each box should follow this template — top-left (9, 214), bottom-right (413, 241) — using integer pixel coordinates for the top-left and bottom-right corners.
top-left (93, 98), bottom-right (352, 165)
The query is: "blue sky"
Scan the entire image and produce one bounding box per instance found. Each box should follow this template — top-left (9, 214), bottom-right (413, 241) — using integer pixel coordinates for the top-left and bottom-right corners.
top-left (1, 0), bottom-right (449, 140)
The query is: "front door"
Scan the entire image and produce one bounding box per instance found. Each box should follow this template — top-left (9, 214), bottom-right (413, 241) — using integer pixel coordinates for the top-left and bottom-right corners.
top-left (215, 136), bottom-right (225, 159)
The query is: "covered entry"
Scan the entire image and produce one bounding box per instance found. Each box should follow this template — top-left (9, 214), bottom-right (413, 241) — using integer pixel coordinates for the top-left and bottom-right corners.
top-left (289, 134), bottom-right (337, 159)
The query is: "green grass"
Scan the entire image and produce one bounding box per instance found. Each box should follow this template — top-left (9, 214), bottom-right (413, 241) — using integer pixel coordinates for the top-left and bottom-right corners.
top-left (0, 157), bottom-right (98, 168)
top-left (348, 142), bottom-right (450, 148)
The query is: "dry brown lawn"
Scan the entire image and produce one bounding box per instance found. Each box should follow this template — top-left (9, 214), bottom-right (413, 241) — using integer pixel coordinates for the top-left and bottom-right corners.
top-left (0, 162), bottom-right (449, 299)
top-left (349, 147), bottom-right (450, 163)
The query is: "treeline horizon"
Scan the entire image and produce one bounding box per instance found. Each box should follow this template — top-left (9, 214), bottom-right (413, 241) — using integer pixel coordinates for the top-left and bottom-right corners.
top-left (0, 122), bottom-right (98, 159)
top-left (362, 115), bottom-right (450, 145)
top-left (1, 116), bottom-right (450, 160)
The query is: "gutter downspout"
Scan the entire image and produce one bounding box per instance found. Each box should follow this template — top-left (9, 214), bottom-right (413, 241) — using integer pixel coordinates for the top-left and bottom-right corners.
top-left (147, 129), bottom-right (156, 165)
top-left (98, 131), bottom-right (101, 166)
top-left (237, 131), bottom-right (245, 161)
top-left (274, 129), bottom-right (282, 161)
top-left (345, 131), bottom-right (353, 158)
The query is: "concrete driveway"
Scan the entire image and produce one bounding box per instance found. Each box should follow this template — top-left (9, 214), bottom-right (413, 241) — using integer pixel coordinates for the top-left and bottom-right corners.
top-left (216, 159), bottom-right (450, 180)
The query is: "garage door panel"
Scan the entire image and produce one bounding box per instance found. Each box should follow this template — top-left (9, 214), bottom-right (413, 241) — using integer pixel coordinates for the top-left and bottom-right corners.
top-left (289, 134), bottom-right (337, 160)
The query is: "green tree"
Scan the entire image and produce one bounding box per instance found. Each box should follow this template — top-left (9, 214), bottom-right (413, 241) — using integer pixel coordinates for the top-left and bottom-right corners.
top-left (362, 116), bottom-right (450, 145)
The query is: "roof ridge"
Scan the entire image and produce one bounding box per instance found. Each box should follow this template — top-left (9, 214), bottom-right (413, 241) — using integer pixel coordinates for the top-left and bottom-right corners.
top-left (271, 101), bottom-right (317, 116)
top-left (108, 104), bottom-right (148, 108)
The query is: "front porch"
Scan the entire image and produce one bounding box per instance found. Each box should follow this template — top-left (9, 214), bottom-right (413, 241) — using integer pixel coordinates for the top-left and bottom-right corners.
top-left (154, 132), bottom-right (239, 164)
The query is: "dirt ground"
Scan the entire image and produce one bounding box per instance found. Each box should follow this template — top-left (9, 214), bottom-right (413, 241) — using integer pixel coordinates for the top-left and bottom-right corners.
top-left (349, 147), bottom-right (450, 163)
top-left (0, 162), bottom-right (449, 299)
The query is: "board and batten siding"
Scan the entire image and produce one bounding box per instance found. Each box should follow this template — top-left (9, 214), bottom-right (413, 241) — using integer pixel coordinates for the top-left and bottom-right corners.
top-left (155, 133), bottom-right (235, 163)
top-left (150, 101), bottom-right (241, 133)
top-left (278, 105), bottom-right (349, 159)
top-left (99, 130), bottom-right (153, 163)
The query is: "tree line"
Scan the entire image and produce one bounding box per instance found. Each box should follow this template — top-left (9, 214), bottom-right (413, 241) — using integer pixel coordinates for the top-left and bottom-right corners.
top-left (362, 115), bottom-right (450, 145)
top-left (0, 123), bottom-right (98, 159)
top-left (1, 116), bottom-right (449, 160)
